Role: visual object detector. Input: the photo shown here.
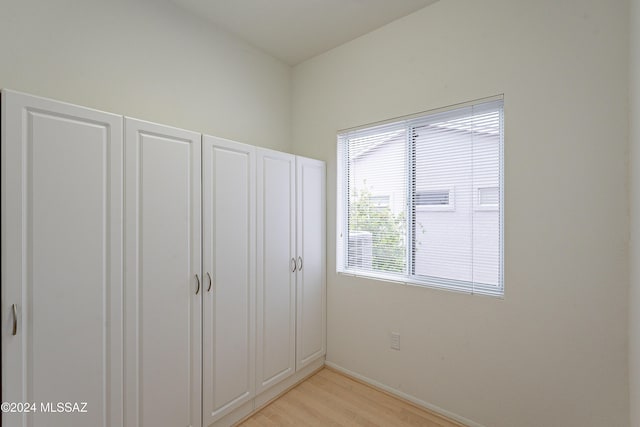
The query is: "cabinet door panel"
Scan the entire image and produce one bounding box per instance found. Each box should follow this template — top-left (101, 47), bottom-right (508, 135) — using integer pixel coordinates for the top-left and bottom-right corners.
top-left (296, 157), bottom-right (326, 370)
top-left (256, 149), bottom-right (296, 394)
top-left (202, 136), bottom-right (255, 425)
top-left (1, 90), bottom-right (123, 427)
top-left (125, 119), bottom-right (201, 427)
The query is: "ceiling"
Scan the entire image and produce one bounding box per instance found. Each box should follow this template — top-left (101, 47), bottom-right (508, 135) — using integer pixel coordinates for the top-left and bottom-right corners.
top-left (170, 0), bottom-right (437, 65)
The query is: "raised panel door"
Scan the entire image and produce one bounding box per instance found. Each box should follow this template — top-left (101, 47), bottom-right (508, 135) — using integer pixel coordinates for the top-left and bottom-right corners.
top-left (1, 90), bottom-right (124, 427)
top-left (124, 118), bottom-right (202, 427)
top-left (202, 135), bottom-right (255, 425)
top-left (256, 149), bottom-right (296, 394)
top-left (295, 156), bottom-right (326, 371)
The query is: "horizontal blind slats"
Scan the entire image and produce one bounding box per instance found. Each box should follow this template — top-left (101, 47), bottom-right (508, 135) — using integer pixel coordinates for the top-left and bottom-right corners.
top-left (337, 99), bottom-right (504, 296)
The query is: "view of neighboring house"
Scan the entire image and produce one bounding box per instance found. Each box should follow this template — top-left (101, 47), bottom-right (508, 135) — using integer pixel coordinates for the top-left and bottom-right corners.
top-left (347, 109), bottom-right (501, 288)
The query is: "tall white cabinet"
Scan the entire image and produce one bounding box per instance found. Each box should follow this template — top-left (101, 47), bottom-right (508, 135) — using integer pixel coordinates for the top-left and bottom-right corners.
top-left (256, 149), bottom-right (297, 394)
top-left (124, 118), bottom-right (202, 427)
top-left (255, 150), bottom-right (326, 394)
top-left (202, 136), bottom-right (256, 424)
top-left (1, 91), bottom-right (124, 427)
top-left (2, 90), bottom-right (325, 427)
top-left (295, 157), bottom-right (327, 370)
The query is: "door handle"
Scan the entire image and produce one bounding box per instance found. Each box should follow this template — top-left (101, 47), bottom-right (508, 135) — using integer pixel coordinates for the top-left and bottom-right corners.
top-left (11, 304), bottom-right (17, 336)
top-left (297, 256), bottom-right (303, 272)
top-left (195, 274), bottom-right (200, 295)
top-left (207, 272), bottom-right (213, 292)
top-left (291, 258), bottom-right (297, 273)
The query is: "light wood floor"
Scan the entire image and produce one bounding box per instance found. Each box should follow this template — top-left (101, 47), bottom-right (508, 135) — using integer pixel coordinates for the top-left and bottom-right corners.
top-left (238, 368), bottom-right (466, 427)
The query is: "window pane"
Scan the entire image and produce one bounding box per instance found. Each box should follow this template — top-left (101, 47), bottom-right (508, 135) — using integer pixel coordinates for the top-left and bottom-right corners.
top-left (412, 113), bottom-right (473, 283)
top-left (470, 108), bottom-right (502, 288)
top-left (412, 105), bottom-right (501, 288)
top-left (346, 126), bottom-right (407, 274)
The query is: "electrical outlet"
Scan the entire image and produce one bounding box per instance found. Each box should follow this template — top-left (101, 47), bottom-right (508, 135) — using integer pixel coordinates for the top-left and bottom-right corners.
top-left (391, 332), bottom-right (400, 350)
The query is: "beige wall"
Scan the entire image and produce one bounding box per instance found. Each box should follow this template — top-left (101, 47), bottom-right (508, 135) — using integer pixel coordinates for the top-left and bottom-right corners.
top-left (292, 1), bottom-right (630, 426)
top-left (2, 0), bottom-right (633, 424)
top-left (631, 0), bottom-right (640, 424)
top-left (0, 0), bottom-right (291, 151)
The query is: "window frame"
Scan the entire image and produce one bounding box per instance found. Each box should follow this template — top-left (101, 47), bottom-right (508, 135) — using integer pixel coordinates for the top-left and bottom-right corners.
top-left (336, 96), bottom-right (504, 297)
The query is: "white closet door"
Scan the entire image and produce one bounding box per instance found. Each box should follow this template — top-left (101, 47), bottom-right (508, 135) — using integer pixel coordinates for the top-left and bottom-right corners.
top-left (202, 135), bottom-right (255, 425)
top-left (295, 156), bottom-right (326, 370)
top-left (256, 149), bottom-right (296, 394)
top-left (124, 118), bottom-right (201, 427)
top-left (1, 90), bottom-right (123, 427)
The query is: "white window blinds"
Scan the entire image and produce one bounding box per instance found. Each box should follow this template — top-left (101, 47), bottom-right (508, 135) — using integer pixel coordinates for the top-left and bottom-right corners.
top-left (337, 98), bottom-right (504, 296)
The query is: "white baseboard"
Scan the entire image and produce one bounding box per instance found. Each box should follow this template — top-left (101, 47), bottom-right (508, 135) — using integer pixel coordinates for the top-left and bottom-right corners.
top-left (324, 361), bottom-right (486, 427)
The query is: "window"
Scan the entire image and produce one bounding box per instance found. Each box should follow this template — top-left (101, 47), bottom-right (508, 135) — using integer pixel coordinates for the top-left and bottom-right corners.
top-left (336, 98), bottom-right (504, 296)
top-left (369, 195), bottom-right (390, 209)
top-left (416, 190), bottom-right (450, 206)
top-left (415, 188), bottom-right (455, 211)
top-left (476, 186), bottom-right (499, 211)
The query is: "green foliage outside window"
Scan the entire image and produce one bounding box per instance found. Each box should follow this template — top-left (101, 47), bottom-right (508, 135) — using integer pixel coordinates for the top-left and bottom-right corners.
top-left (349, 185), bottom-right (406, 273)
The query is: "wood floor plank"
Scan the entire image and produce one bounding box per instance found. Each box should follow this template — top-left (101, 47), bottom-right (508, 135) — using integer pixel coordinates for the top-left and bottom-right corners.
top-left (237, 368), bottom-right (465, 427)
top-left (284, 389), bottom-right (343, 426)
top-left (310, 371), bottom-right (440, 427)
top-left (317, 369), bottom-right (460, 427)
top-left (304, 376), bottom-right (407, 426)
